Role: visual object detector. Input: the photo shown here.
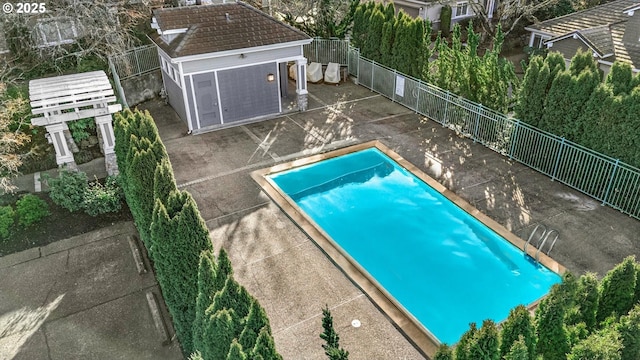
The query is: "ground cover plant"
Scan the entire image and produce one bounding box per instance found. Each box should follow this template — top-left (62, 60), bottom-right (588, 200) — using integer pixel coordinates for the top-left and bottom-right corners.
top-left (434, 256), bottom-right (640, 360)
top-left (114, 109), bottom-right (281, 359)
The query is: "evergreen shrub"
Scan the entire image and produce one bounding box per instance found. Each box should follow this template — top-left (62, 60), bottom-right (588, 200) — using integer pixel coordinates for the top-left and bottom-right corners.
top-left (16, 194), bottom-right (49, 226)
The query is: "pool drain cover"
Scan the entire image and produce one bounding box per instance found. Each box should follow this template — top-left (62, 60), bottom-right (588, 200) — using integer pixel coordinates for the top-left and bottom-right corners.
top-left (351, 319), bottom-right (361, 328)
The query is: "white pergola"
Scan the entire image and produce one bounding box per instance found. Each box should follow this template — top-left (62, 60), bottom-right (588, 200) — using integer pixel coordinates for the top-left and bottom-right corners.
top-left (29, 71), bottom-right (122, 175)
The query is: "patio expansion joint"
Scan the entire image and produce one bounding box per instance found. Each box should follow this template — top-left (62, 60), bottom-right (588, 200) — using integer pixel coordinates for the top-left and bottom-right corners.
top-left (240, 125), bottom-right (281, 162)
top-left (272, 293), bottom-right (366, 335)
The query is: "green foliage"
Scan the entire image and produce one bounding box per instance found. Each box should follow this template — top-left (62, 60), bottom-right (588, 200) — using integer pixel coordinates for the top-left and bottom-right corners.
top-left (505, 336), bottom-right (530, 360)
top-left (574, 273), bottom-right (600, 330)
top-left (251, 326), bottom-right (282, 360)
top-left (201, 309), bottom-right (238, 360)
top-left (192, 250), bottom-right (218, 354)
top-left (284, 0), bottom-right (359, 39)
top-left (67, 118), bottom-right (96, 143)
top-left (536, 291), bottom-right (570, 360)
top-left (516, 52), bottom-right (565, 127)
top-left (210, 277), bottom-right (253, 327)
top-left (606, 62), bottom-right (634, 96)
top-left (618, 304), bottom-right (640, 360)
top-left (153, 158), bottom-right (178, 207)
top-left (500, 305), bottom-right (536, 358)
top-left (363, 7), bottom-right (385, 62)
top-left (215, 248), bottom-right (234, 293)
top-left (150, 190), bottom-right (213, 355)
top-left (320, 305), bottom-right (349, 359)
top-left (239, 301), bottom-right (272, 353)
top-left (83, 176), bottom-right (123, 216)
top-left (597, 256), bottom-right (638, 324)
top-left (46, 170), bottom-right (88, 212)
top-left (433, 344), bottom-right (454, 360)
top-left (0, 205), bottom-right (15, 239)
top-left (227, 339), bottom-right (247, 360)
top-left (455, 323), bottom-right (477, 360)
top-left (439, 5), bottom-right (452, 37)
top-left (567, 326), bottom-right (622, 360)
top-left (566, 322), bottom-right (589, 349)
top-left (469, 319), bottom-right (500, 360)
top-left (16, 194), bottom-right (49, 227)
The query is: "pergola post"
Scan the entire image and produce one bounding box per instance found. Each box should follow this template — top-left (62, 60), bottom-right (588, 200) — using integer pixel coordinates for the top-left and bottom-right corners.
top-left (46, 123), bottom-right (77, 169)
top-left (295, 58), bottom-right (308, 111)
top-left (95, 114), bottom-right (118, 175)
top-left (29, 71), bottom-right (122, 175)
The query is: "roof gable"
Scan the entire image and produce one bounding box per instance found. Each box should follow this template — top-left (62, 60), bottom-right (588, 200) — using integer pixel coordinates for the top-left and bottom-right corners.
top-left (150, 2), bottom-right (311, 58)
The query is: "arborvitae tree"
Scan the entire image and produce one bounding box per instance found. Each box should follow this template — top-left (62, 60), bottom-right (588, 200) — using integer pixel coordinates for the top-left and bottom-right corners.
top-left (505, 336), bottom-right (530, 360)
top-left (539, 70), bottom-right (573, 135)
top-left (418, 20), bottom-right (433, 82)
top-left (536, 291), bottom-right (570, 360)
top-left (210, 277), bottom-right (253, 326)
top-left (450, 24), bottom-right (465, 95)
top-left (439, 5), bottom-right (452, 37)
top-left (482, 25), bottom-right (517, 113)
top-left (597, 256), bottom-right (638, 324)
top-left (408, 18), bottom-right (429, 80)
top-left (433, 344), bottom-right (454, 360)
top-left (567, 326), bottom-right (622, 360)
top-left (351, 5), bottom-right (367, 50)
top-left (515, 55), bottom-right (544, 123)
top-left (379, 20), bottom-right (395, 67)
top-left (565, 322), bottom-right (589, 349)
top-left (606, 62), bottom-right (634, 96)
top-left (391, 12), bottom-right (411, 75)
top-left (153, 157), bottom-right (177, 207)
top-left (227, 339), bottom-right (247, 360)
top-left (202, 309), bottom-right (238, 360)
top-left (563, 68), bottom-right (601, 141)
top-left (574, 272), bottom-right (600, 331)
top-left (455, 323), bottom-right (477, 360)
top-left (320, 305), bottom-right (349, 359)
top-left (462, 21), bottom-right (482, 103)
top-left (251, 327), bottom-right (283, 360)
top-left (126, 137), bottom-right (165, 247)
top-left (634, 263), bottom-right (640, 305)
top-left (214, 248), bottom-right (234, 295)
top-left (363, 7), bottom-right (385, 62)
top-left (150, 190), bottom-right (214, 355)
top-left (469, 319), bottom-right (500, 360)
top-left (433, 34), bottom-right (452, 90)
top-left (239, 301), bottom-right (273, 353)
top-left (576, 83), bottom-right (614, 153)
top-left (500, 305), bottom-right (536, 358)
top-left (568, 49), bottom-right (599, 77)
top-left (192, 250), bottom-right (218, 355)
top-left (113, 109), bottom-right (134, 184)
top-left (618, 304), bottom-right (640, 360)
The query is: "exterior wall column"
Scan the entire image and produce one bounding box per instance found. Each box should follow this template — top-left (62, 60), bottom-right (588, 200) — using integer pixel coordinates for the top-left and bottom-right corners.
top-left (295, 58), bottom-right (308, 111)
top-left (45, 122), bottom-right (76, 169)
top-left (95, 114), bottom-right (119, 176)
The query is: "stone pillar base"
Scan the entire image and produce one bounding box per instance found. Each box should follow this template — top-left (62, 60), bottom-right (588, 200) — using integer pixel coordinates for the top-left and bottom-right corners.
top-left (297, 92), bottom-right (308, 112)
top-left (105, 153), bottom-right (119, 176)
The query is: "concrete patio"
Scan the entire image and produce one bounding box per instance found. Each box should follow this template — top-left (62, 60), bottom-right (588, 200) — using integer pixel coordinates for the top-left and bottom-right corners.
top-left (140, 80), bottom-right (640, 359)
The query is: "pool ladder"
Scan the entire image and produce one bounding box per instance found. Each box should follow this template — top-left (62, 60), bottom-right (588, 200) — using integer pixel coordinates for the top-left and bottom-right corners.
top-left (524, 224), bottom-right (559, 263)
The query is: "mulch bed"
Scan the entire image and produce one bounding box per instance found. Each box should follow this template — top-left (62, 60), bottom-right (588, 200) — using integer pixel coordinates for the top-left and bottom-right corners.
top-left (0, 192), bottom-right (133, 257)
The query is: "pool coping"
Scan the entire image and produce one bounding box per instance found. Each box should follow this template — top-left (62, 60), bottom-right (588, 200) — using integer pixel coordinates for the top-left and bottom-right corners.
top-left (251, 140), bottom-right (566, 357)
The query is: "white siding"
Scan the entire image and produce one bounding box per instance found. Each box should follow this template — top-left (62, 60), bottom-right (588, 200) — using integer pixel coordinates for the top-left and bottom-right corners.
top-left (181, 45), bottom-right (302, 74)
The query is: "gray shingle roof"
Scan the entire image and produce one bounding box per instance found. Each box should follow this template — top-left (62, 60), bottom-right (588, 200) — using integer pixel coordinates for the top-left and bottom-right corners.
top-left (150, 2), bottom-right (311, 58)
top-left (527, 0), bottom-right (640, 68)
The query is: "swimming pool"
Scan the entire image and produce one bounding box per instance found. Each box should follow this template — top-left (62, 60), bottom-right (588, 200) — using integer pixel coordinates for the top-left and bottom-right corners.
top-left (254, 141), bottom-right (563, 349)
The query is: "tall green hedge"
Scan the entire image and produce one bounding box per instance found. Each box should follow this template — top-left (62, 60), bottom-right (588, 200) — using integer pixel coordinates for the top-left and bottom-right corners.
top-left (114, 109), bottom-right (280, 358)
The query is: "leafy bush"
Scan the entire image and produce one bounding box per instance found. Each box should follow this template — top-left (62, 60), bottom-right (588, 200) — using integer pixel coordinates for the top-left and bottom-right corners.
top-left (567, 326), bottom-right (622, 360)
top-left (68, 118), bottom-right (96, 143)
top-left (83, 176), bottom-right (123, 216)
top-left (0, 205), bottom-right (15, 239)
top-left (46, 169), bottom-right (88, 212)
top-left (597, 256), bottom-right (637, 324)
top-left (16, 194), bottom-right (49, 227)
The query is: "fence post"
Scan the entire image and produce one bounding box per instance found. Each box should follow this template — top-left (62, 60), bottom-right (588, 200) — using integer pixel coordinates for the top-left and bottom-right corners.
top-left (551, 137), bottom-right (565, 181)
top-left (108, 58), bottom-right (129, 109)
top-left (356, 49), bottom-right (360, 82)
top-left (134, 48), bottom-right (142, 76)
top-left (371, 60), bottom-right (375, 90)
top-left (442, 91), bottom-right (450, 126)
top-left (508, 120), bottom-right (520, 160)
top-left (473, 107), bottom-right (481, 143)
top-left (392, 69), bottom-right (397, 102)
top-left (602, 159), bottom-right (620, 205)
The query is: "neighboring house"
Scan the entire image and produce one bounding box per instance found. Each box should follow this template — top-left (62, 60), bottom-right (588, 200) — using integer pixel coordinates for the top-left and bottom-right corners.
top-left (391, 0), bottom-right (496, 30)
top-left (526, 0), bottom-right (640, 74)
top-left (150, 2), bottom-right (312, 133)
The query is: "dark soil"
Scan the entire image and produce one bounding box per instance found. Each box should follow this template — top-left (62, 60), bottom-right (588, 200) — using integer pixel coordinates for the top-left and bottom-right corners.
top-left (0, 192), bottom-right (133, 257)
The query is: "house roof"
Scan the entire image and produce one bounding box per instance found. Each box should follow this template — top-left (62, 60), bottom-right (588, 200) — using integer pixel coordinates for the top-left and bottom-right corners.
top-left (150, 2), bottom-right (311, 58)
top-left (526, 0), bottom-right (640, 69)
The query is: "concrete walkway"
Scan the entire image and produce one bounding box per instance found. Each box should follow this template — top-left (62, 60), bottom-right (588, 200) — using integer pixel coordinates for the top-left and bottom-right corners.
top-left (0, 222), bottom-right (182, 360)
top-left (140, 80), bottom-right (640, 359)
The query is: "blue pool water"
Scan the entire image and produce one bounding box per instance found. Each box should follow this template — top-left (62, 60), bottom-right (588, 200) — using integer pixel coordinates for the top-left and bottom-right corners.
top-left (268, 148), bottom-right (561, 345)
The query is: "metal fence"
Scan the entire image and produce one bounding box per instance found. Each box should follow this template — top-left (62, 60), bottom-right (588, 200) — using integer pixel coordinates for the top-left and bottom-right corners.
top-left (347, 46), bottom-right (640, 219)
top-left (303, 38), bottom-right (350, 66)
top-left (108, 44), bottom-right (160, 80)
